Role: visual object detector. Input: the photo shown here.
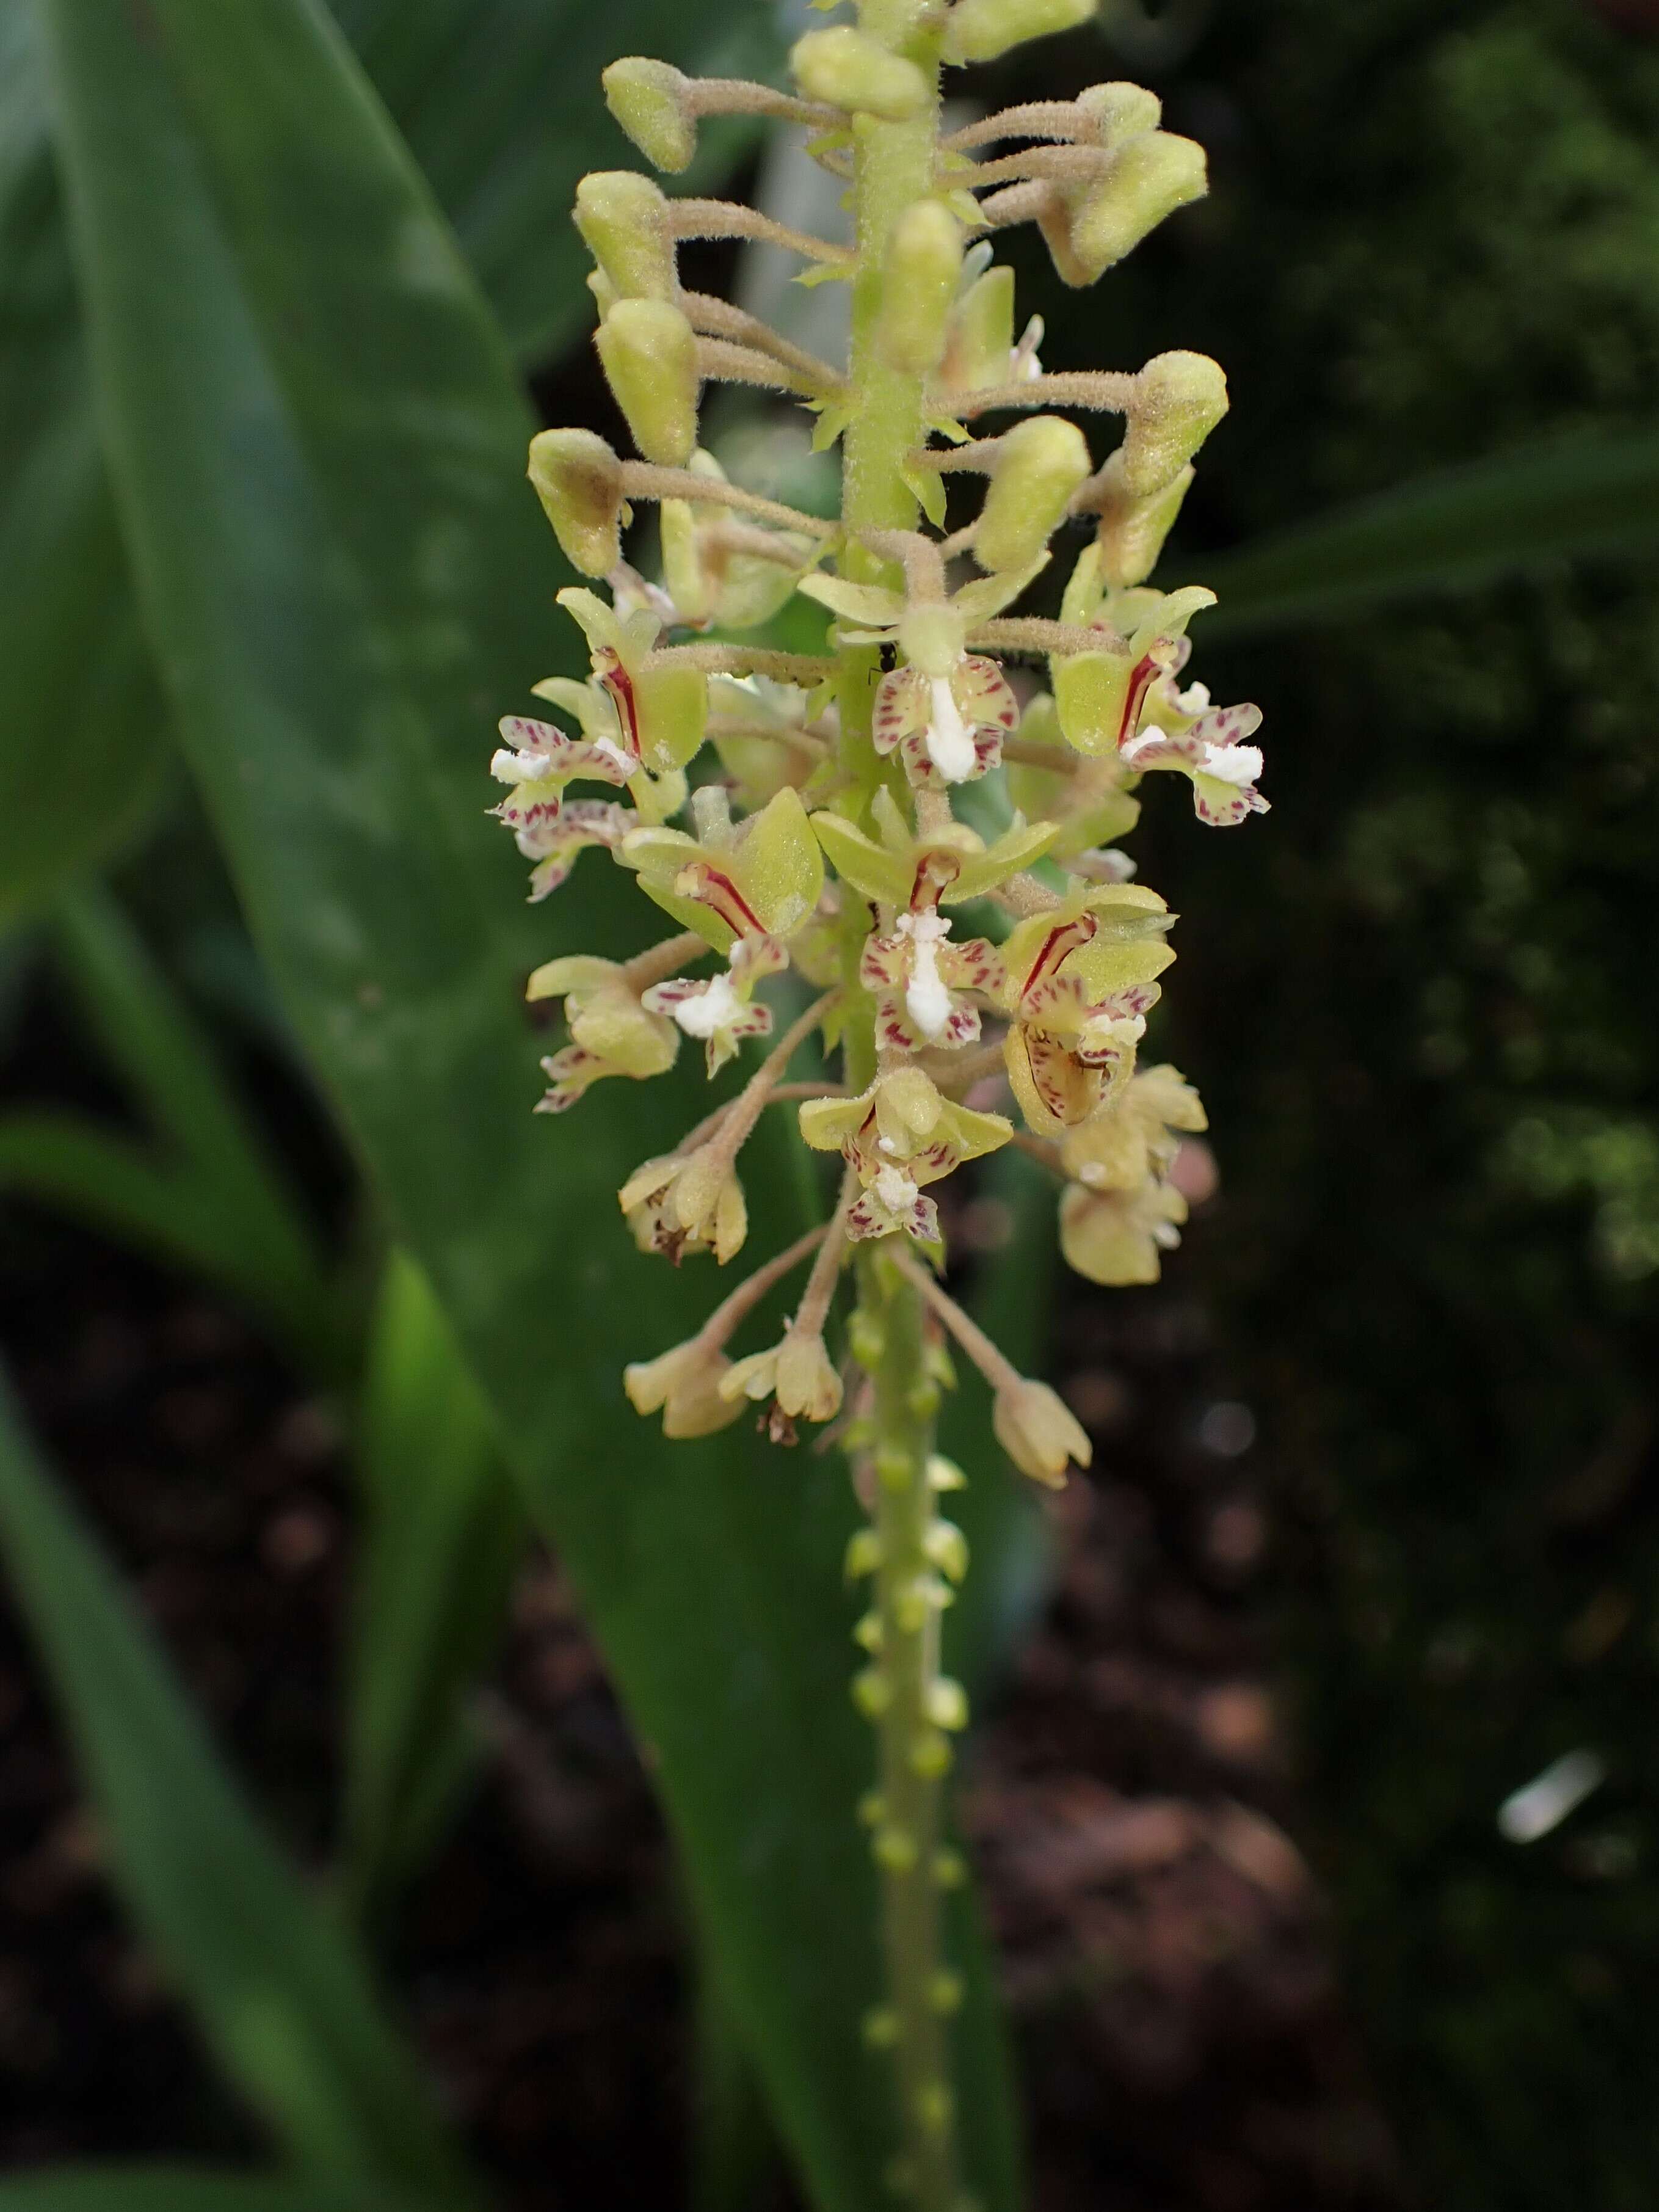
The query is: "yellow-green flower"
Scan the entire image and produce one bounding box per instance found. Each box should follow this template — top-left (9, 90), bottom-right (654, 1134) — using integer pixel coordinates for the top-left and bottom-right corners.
top-left (528, 953), bottom-right (681, 1111)
top-left (641, 936), bottom-right (790, 1078)
top-left (811, 785), bottom-right (1057, 914)
top-left (800, 1068), bottom-right (1010, 1243)
top-left (624, 1335), bottom-right (746, 1438)
top-left (1058, 1176), bottom-right (1189, 1286)
top-left (997, 886), bottom-right (1175, 1136)
top-left (619, 1147), bottom-right (749, 1264)
top-left (623, 785), bottom-right (825, 953)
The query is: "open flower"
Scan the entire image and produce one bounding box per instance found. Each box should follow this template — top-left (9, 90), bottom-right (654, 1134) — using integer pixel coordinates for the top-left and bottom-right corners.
top-left (799, 1067), bottom-right (1011, 1243)
top-left (859, 912), bottom-right (1003, 1053)
top-left (619, 1147), bottom-right (748, 1264)
top-left (550, 585), bottom-right (710, 780)
top-left (998, 886), bottom-right (1176, 1136)
top-left (527, 953), bottom-right (681, 1111)
top-left (489, 713), bottom-right (639, 897)
top-left (812, 784), bottom-right (1058, 915)
top-left (624, 1334), bottom-right (746, 1439)
top-left (872, 656), bottom-right (1017, 787)
top-left (642, 936), bottom-right (789, 1077)
top-left (1121, 697), bottom-right (1268, 827)
top-left (623, 786), bottom-right (824, 952)
top-left (799, 560), bottom-right (1042, 789)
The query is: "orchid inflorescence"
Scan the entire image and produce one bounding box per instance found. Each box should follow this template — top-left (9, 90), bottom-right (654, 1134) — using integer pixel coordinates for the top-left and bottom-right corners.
top-left (493, 1), bottom-right (1264, 2197)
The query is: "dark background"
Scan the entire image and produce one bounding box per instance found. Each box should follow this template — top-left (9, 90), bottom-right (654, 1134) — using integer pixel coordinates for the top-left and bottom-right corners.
top-left (3, 1), bottom-right (1657, 2207)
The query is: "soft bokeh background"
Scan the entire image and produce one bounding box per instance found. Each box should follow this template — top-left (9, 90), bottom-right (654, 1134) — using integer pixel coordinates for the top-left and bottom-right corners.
top-left (2, 2), bottom-right (1657, 2208)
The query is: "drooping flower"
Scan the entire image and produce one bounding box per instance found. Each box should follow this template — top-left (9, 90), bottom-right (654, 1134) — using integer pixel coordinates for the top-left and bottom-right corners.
top-left (1058, 1175), bottom-right (1189, 1286)
top-left (619, 1146), bottom-right (749, 1264)
top-left (722, 1325), bottom-right (844, 1433)
top-left (623, 1334), bottom-right (746, 1438)
top-left (1058, 1063), bottom-right (1207, 1191)
top-left (526, 953), bottom-right (681, 1111)
top-left (799, 1068), bottom-right (1011, 1243)
top-left (998, 886), bottom-right (1176, 1136)
top-left (489, 713), bottom-right (638, 897)
top-left (992, 1376), bottom-right (1093, 1488)
top-left (859, 912), bottom-right (1003, 1053)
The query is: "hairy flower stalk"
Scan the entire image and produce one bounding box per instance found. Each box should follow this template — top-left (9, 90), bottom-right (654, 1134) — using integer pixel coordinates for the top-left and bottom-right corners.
top-left (495, 2), bottom-right (1266, 2199)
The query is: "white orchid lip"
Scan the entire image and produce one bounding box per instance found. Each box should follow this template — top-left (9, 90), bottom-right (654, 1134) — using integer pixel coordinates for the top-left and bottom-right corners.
top-left (1199, 741), bottom-right (1263, 787)
top-left (670, 970), bottom-right (742, 1039)
top-left (895, 910), bottom-right (955, 1040)
top-left (924, 676), bottom-right (978, 783)
top-left (874, 1163), bottom-right (921, 1213)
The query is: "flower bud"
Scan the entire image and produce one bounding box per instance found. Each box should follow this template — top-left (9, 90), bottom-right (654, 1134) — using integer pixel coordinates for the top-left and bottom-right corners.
top-left (573, 171), bottom-right (677, 302)
top-left (1065, 133), bottom-right (1208, 283)
top-left (602, 56), bottom-right (696, 174)
top-left (974, 415), bottom-right (1091, 574)
top-left (1120, 350), bottom-right (1229, 496)
top-left (1073, 82), bottom-right (1163, 147)
top-left (877, 200), bottom-right (963, 375)
top-left (1084, 449), bottom-right (1193, 587)
top-left (940, 262), bottom-right (1015, 393)
top-left (777, 1330), bottom-right (844, 1422)
top-left (595, 297), bottom-right (700, 467)
top-left (992, 1377), bottom-right (1092, 1487)
top-left (526, 427), bottom-right (625, 577)
top-left (942, 0), bottom-right (1095, 64)
top-left (790, 27), bottom-right (931, 121)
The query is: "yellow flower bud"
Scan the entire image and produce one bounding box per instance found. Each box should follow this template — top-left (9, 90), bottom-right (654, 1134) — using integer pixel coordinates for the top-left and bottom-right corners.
top-left (602, 56), bottom-right (696, 175)
top-left (992, 1377), bottom-right (1092, 1488)
top-left (526, 427), bottom-right (625, 578)
top-left (877, 200), bottom-right (962, 375)
top-left (573, 170), bottom-right (677, 302)
top-left (940, 263), bottom-right (1014, 393)
top-left (1085, 449), bottom-right (1194, 588)
top-left (975, 415), bottom-right (1091, 574)
top-left (1062, 133), bottom-right (1208, 286)
top-left (1071, 81), bottom-right (1162, 147)
top-left (595, 297), bottom-right (700, 467)
top-left (790, 27), bottom-right (931, 122)
top-left (942, 0), bottom-right (1095, 64)
top-left (1120, 351), bottom-right (1229, 496)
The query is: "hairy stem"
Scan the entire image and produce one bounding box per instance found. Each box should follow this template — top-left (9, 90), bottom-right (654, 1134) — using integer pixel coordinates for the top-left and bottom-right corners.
top-left (835, 7), bottom-right (964, 2205)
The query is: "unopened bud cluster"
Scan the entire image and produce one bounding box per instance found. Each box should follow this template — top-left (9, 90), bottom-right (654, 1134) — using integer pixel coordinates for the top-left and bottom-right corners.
top-left (495, 5), bottom-right (1266, 2197)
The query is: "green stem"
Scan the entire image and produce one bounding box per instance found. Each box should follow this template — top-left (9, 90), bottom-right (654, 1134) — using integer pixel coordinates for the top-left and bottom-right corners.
top-left (834, 12), bottom-right (964, 2207)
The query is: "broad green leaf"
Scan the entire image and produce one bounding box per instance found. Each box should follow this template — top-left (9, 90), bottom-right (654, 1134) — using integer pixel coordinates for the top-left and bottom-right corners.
top-left (41, 5), bottom-right (1021, 2210)
top-left (0, 2174), bottom-right (432, 2212)
top-left (48, 888), bottom-right (340, 1375)
top-left (0, 1371), bottom-right (479, 2202)
top-left (0, 2), bottom-right (167, 925)
top-left (1203, 428), bottom-right (1659, 639)
top-left (343, 1249), bottom-right (525, 1911)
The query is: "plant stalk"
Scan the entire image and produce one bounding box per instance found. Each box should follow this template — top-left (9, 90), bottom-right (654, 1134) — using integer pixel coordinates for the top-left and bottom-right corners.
top-left (835, 8), bottom-right (964, 2205)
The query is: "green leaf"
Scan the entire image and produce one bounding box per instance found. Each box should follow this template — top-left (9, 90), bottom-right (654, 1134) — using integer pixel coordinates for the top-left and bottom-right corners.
top-left (0, 1371), bottom-right (479, 2202)
top-left (343, 1250), bottom-right (525, 1910)
top-left (0, 2), bottom-right (167, 925)
top-left (1203, 428), bottom-right (1659, 639)
top-left (41, 5), bottom-right (1020, 2210)
top-left (48, 887), bottom-right (340, 1375)
top-left (0, 2174), bottom-right (432, 2212)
